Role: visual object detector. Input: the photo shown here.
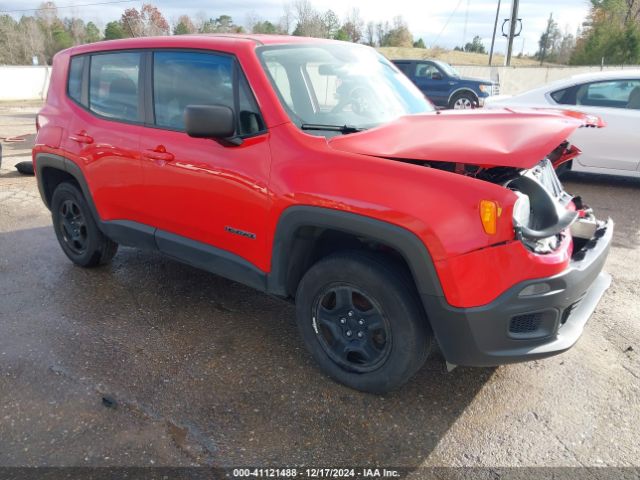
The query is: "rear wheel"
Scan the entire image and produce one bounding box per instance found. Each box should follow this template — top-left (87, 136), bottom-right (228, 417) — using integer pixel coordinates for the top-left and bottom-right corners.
top-left (295, 251), bottom-right (431, 393)
top-left (449, 91), bottom-right (477, 110)
top-left (51, 182), bottom-right (118, 267)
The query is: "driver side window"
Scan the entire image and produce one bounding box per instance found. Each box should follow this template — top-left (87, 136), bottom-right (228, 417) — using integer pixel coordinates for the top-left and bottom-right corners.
top-left (415, 63), bottom-right (439, 79)
top-left (152, 51), bottom-right (265, 135)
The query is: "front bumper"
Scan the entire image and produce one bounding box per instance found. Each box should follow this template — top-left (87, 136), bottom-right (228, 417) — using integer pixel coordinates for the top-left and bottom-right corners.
top-left (423, 218), bottom-right (613, 366)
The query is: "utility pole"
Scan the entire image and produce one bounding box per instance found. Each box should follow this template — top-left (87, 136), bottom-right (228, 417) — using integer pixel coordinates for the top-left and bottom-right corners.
top-left (489, 0), bottom-right (502, 66)
top-left (505, 0), bottom-right (520, 66)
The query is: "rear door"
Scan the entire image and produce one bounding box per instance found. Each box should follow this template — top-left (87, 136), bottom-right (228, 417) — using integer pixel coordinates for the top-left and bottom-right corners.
top-left (553, 79), bottom-right (640, 171)
top-left (138, 50), bottom-right (272, 270)
top-left (63, 51), bottom-right (146, 222)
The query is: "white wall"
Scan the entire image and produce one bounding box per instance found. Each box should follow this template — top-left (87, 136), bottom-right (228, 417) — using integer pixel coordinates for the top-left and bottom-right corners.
top-left (1, 64), bottom-right (640, 101)
top-left (0, 66), bottom-right (51, 101)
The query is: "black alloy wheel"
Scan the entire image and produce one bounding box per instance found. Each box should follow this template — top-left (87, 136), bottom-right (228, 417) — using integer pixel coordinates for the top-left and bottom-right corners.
top-left (295, 251), bottom-right (432, 393)
top-left (58, 198), bottom-right (89, 255)
top-left (51, 182), bottom-right (118, 267)
top-left (313, 284), bottom-right (392, 373)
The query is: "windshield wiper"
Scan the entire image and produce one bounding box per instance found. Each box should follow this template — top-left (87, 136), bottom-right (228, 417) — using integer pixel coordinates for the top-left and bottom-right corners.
top-left (300, 123), bottom-right (365, 134)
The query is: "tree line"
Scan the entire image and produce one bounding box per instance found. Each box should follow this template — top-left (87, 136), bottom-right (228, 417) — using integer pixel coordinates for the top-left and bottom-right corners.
top-left (3, 0), bottom-right (638, 67)
top-left (534, 0), bottom-right (640, 65)
top-left (0, 0), bottom-right (427, 66)
top-left (571, 0), bottom-right (640, 65)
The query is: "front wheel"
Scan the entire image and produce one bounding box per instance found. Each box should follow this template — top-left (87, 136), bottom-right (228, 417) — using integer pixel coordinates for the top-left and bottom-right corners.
top-left (449, 92), bottom-right (478, 110)
top-left (295, 251), bottom-right (431, 393)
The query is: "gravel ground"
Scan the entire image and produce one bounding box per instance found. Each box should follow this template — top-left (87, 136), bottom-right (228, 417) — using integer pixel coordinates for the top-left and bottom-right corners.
top-left (0, 102), bottom-right (638, 473)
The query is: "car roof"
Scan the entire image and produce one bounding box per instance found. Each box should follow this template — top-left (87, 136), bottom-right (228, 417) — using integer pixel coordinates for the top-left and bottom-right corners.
top-left (509, 69), bottom-right (640, 98)
top-left (560, 69), bottom-right (640, 86)
top-left (566, 69), bottom-right (640, 83)
top-left (66, 34), bottom-right (353, 56)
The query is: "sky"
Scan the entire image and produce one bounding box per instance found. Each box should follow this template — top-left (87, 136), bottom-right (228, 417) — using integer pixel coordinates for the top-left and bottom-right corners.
top-left (0, 0), bottom-right (592, 55)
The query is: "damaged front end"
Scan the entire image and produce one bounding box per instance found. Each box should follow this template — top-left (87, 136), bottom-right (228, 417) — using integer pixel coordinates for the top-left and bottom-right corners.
top-left (419, 141), bottom-right (613, 368)
top-left (416, 141), bottom-right (606, 259)
top-left (507, 159), bottom-right (576, 254)
top-left (329, 106), bottom-right (610, 267)
top-left (505, 158), bottom-right (608, 258)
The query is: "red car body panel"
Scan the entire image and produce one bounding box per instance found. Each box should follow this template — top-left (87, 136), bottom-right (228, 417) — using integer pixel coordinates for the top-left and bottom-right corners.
top-left (33, 35), bottom-right (597, 309)
top-left (138, 129), bottom-right (273, 271)
top-left (436, 235), bottom-right (573, 307)
top-left (65, 103), bottom-right (147, 223)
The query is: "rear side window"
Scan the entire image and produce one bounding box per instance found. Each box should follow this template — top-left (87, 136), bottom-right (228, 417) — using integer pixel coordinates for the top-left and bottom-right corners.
top-left (552, 80), bottom-right (640, 108)
top-left (577, 80), bottom-right (640, 109)
top-left (153, 51), bottom-right (264, 135)
top-left (68, 56), bottom-right (85, 105)
top-left (89, 52), bottom-right (141, 123)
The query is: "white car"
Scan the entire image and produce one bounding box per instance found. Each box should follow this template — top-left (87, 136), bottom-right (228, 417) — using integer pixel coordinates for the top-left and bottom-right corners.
top-left (485, 70), bottom-right (640, 178)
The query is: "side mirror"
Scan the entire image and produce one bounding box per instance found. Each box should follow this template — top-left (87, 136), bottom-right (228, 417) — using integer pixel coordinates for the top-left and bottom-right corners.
top-left (184, 105), bottom-right (235, 139)
top-left (431, 72), bottom-right (443, 80)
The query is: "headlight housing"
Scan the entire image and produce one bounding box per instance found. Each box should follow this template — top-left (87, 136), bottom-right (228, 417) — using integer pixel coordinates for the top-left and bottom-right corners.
top-left (479, 84), bottom-right (492, 93)
top-left (512, 192), bottom-right (531, 231)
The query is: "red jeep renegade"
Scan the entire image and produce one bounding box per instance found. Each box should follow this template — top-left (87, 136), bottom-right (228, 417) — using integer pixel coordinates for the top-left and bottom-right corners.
top-left (33, 35), bottom-right (613, 393)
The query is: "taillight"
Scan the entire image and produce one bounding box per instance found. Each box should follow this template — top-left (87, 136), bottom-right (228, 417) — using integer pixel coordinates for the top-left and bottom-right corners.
top-left (35, 114), bottom-right (41, 132)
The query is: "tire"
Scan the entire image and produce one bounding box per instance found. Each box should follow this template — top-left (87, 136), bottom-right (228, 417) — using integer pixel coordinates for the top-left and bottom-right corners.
top-left (51, 182), bottom-right (118, 267)
top-left (449, 91), bottom-right (477, 110)
top-left (15, 161), bottom-right (34, 175)
top-left (295, 251), bottom-right (431, 393)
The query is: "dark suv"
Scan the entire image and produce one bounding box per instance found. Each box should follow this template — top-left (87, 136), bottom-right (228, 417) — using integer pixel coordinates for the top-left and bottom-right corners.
top-left (393, 59), bottom-right (499, 109)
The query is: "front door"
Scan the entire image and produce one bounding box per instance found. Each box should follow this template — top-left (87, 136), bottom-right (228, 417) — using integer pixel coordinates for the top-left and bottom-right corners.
top-left (139, 50), bottom-right (272, 271)
top-left (413, 62), bottom-right (450, 107)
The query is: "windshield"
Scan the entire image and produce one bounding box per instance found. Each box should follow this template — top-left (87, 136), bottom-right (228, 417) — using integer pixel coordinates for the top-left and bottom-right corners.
top-left (258, 43), bottom-right (434, 134)
top-left (434, 61), bottom-right (460, 78)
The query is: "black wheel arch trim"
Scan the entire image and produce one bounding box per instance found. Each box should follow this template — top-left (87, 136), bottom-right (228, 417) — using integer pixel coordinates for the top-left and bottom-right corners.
top-left (267, 206), bottom-right (444, 299)
top-left (35, 152), bottom-right (101, 220)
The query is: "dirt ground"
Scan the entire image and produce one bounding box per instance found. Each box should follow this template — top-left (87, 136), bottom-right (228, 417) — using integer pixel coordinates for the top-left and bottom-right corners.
top-left (0, 102), bottom-right (638, 474)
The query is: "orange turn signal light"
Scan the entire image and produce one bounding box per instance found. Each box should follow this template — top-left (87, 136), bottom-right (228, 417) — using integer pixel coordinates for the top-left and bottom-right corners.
top-left (479, 200), bottom-right (499, 235)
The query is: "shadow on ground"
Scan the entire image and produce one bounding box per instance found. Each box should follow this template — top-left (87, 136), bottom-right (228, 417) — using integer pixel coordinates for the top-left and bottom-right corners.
top-left (0, 225), bottom-right (492, 467)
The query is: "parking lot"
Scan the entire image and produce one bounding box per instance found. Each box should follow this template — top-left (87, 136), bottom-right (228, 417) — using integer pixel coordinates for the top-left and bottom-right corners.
top-left (0, 101), bottom-right (639, 469)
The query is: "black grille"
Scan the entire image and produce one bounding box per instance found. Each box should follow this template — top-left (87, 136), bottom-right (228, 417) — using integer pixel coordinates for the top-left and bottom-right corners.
top-left (509, 313), bottom-right (543, 334)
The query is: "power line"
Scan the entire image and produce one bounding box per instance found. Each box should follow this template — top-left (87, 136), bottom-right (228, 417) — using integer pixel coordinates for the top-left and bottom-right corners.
top-left (462, 0), bottom-right (470, 46)
top-left (432, 0), bottom-right (465, 47)
top-left (0, 0), bottom-right (137, 14)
